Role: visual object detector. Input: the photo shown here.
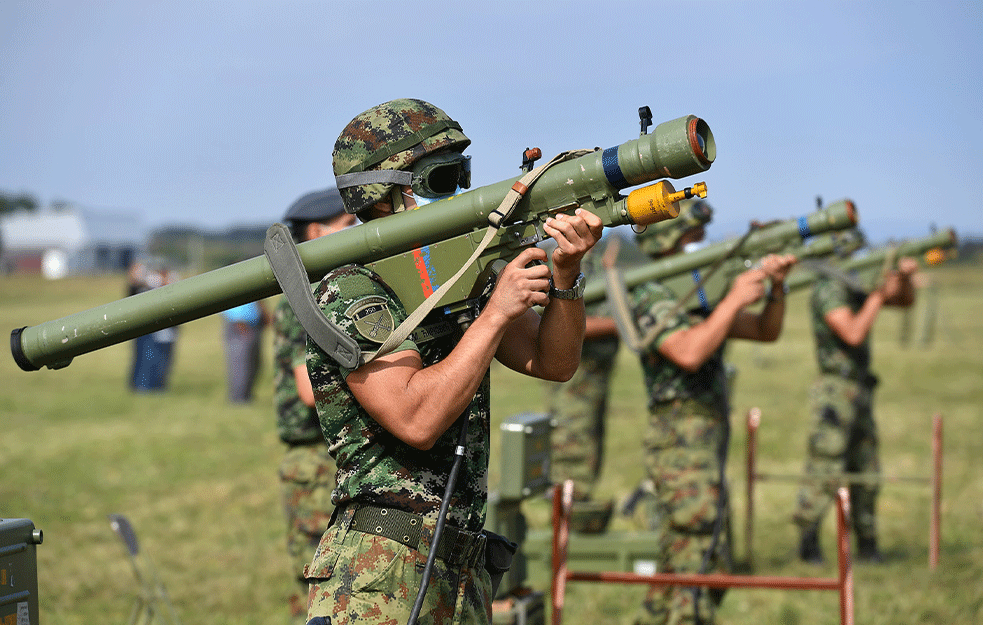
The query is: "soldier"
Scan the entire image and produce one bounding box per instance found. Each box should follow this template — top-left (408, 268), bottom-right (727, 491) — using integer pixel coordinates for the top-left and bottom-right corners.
top-left (629, 201), bottom-right (796, 625)
top-left (302, 99), bottom-right (602, 625)
top-left (793, 256), bottom-right (918, 564)
top-left (546, 240), bottom-right (620, 532)
top-left (272, 188), bottom-right (357, 619)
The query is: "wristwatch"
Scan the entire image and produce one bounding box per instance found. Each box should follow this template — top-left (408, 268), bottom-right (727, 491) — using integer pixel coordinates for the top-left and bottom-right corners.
top-left (549, 272), bottom-right (586, 300)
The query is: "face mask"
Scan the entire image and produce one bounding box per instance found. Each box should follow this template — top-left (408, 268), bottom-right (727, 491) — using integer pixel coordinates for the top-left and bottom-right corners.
top-left (405, 186), bottom-right (461, 208)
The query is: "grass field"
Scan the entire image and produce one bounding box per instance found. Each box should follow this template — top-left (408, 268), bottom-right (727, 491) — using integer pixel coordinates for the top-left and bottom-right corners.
top-left (2, 261), bottom-right (981, 625)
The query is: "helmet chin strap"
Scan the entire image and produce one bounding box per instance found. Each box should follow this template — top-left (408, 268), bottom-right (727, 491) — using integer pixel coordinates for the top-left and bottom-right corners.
top-left (391, 186), bottom-right (407, 214)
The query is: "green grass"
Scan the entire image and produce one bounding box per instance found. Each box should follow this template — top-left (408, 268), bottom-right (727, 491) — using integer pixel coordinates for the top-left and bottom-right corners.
top-left (2, 262), bottom-right (981, 624)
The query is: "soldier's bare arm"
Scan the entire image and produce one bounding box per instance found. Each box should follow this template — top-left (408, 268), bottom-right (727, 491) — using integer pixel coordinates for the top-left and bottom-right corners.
top-left (656, 266), bottom-right (766, 372)
top-left (344, 247), bottom-right (551, 450)
top-left (292, 364), bottom-right (316, 407)
top-left (495, 209), bottom-right (603, 381)
top-left (728, 253), bottom-right (796, 341)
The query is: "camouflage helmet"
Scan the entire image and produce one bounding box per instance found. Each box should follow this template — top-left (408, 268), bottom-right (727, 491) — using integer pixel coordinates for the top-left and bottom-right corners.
top-left (332, 98), bottom-right (471, 216)
top-left (635, 199), bottom-right (713, 257)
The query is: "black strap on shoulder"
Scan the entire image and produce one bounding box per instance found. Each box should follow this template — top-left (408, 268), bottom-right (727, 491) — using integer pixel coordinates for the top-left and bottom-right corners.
top-left (264, 223), bottom-right (361, 369)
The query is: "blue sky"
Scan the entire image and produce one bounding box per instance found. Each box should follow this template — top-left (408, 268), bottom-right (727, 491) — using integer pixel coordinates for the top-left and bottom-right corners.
top-left (2, 0), bottom-right (981, 243)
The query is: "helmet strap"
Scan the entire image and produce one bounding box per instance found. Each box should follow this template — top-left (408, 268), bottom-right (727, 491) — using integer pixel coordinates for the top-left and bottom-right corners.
top-left (391, 187), bottom-right (406, 214)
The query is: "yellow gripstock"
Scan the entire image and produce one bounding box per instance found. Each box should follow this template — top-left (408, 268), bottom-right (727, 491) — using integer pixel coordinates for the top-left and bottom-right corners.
top-left (626, 181), bottom-right (707, 226)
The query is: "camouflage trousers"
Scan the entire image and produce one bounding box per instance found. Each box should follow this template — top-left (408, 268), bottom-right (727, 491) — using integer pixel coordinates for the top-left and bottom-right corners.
top-left (547, 336), bottom-right (619, 500)
top-left (305, 508), bottom-right (492, 625)
top-left (279, 443), bottom-right (336, 610)
top-left (793, 375), bottom-right (879, 540)
top-left (633, 398), bottom-right (732, 625)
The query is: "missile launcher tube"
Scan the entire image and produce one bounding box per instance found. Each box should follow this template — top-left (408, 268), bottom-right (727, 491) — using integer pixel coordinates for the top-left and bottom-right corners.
top-left (582, 200), bottom-right (858, 305)
top-left (11, 115), bottom-right (714, 371)
top-left (785, 228), bottom-right (958, 293)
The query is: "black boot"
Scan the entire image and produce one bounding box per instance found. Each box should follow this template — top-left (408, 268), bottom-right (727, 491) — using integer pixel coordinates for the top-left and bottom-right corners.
top-left (799, 528), bottom-right (824, 564)
top-left (856, 536), bottom-right (884, 563)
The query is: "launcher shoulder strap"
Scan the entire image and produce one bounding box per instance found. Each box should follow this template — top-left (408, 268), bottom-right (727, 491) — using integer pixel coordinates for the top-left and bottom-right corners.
top-left (264, 223), bottom-right (361, 369)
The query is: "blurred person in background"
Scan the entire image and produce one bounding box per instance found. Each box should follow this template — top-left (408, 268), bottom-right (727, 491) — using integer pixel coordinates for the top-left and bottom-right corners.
top-left (628, 201), bottom-right (796, 625)
top-left (793, 256), bottom-right (918, 564)
top-left (545, 236), bottom-right (620, 533)
top-left (129, 260), bottom-right (180, 391)
top-left (271, 188), bottom-right (356, 619)
top-left (222, 297), bottom-right (271, 403)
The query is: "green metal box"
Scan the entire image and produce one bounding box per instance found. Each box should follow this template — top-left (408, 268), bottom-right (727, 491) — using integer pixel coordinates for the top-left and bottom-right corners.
top-left (1, 519), bottom-right (43, 625)
top-left (498, 412), bottom-right (552, 501)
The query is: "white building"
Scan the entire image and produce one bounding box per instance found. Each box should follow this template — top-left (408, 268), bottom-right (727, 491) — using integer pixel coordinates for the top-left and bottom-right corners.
top-left (0, 205), bottom-right (147, 278)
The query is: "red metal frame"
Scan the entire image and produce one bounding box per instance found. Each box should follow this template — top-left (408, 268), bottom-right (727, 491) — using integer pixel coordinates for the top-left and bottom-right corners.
top-left (551, 479), bottom-right (854, 625)
top-left (930, 412), bottom-right (943, 571)
top-left (745, 409), bottom-right (943, 569)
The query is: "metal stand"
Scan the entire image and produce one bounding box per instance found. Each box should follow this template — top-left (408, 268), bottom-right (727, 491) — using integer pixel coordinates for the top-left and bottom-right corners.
top-left (551, 480), bottom-right (855, 625)
top-left (745, 409), bottom-right (943, 569)
top-left (108, 514), bottom-right (183, 625)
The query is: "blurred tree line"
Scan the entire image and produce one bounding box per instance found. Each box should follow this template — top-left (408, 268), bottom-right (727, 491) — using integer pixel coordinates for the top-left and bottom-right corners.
top-left (0, 191), bottom-right (40, 215)
top-left (5, 189), bottom-right (982, 273)
top-left (148, 225), bottom-right (268, 274)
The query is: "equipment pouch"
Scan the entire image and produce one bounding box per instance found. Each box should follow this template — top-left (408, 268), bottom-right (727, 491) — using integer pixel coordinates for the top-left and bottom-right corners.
top-left (481, 530), bottom-right (517, 598)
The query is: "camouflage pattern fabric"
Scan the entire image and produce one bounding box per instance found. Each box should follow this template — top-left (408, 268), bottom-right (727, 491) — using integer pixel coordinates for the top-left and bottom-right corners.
top-left (632, 398), bottom-right (732, 625)
top-left (546, 335), bottom-right (618, 500)
top-left (631, 281), bottom-right (728, 410)
top-left (810, 274), bottom-right (871, 380)
top-left (333, 98), bottom-right (470, 215)
top-left (793, 375), bottom-right (879, 539)
top-left (305, 264), bottom-right (491, 622)
top-left (272, 297), bottom-right (337, 612)
top-left (280, 443), bottom-right (336, 607)
top-left (635, 199), bottom-right (713, 258)
top-left (794, 275), bottom-right (880, 539)
top-left (306, 264), bottom-right (489, 531)
top-left (582, 238), bottom-right (614, 318)
top-left (630, 282), bottom-right (732, 625)
top-left (547, 244), bottom-right (619, 501)
top-left (306, 508), bottom-right (492, 625)
top-left (273, 296), bottom-right (326, 444)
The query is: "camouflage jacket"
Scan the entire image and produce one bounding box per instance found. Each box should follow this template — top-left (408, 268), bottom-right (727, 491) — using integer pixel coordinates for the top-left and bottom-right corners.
top-left (811, 274), bottom-right (872, 381)
top-left (630, 280), bottom-right (727, 410)
top-left (306, 265), bottom-right (490, 533)
top-left (583, 241), bottom-right (612, 318)
top-left (272, 296), bottom-right (324, 444)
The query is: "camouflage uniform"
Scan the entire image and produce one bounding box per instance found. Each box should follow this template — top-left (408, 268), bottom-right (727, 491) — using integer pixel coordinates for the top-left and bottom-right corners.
top-left (547, 244), bottom-right (619, 506)
top-left (630, 280), bottom-right (732, 625)
top-left (272, 296), bottom-right (337, 615)
top-left (793, 275), bottom-right (880, 542)
top-left (304, 265), bottom-right (492, 625)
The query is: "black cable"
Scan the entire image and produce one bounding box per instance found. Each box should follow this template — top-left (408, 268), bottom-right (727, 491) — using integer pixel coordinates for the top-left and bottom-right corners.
top-left (407, 416), bottom-right (470, 625)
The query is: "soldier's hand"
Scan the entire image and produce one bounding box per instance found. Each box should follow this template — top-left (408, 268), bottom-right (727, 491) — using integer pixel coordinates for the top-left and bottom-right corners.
top-left (879, 271), bottom-right (903, 300)
top-left (897, 256), bottom-right (919, 277)
top-left (486, 247), bottom-right (551, 322)
top-left (728, 268), bottom-right (767, 308)
top-left (546, 208), bottom-right (603, 286)
top-left (759, 253), bottom-right (797, 283)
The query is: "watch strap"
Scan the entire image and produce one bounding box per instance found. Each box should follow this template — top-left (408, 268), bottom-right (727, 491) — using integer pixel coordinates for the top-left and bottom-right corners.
top-left (549, 272), bottom-right (586, 300)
